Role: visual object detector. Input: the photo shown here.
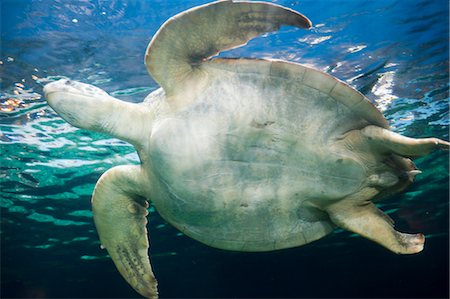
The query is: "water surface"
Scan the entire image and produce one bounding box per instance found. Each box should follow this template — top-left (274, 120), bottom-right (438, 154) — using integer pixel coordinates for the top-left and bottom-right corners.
top-left (1, 0), bottom-right (449, 298)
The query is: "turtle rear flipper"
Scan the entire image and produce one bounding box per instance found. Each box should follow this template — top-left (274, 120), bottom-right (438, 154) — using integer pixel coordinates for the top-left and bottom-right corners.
top-left (360, 125), bottom-right (450, 157)
top-left (145, 0), bottom-right (311, 95)
top-left (92, 165), bottom-right (158, 299)
top-left (325, 188), bottom-right (425, 255)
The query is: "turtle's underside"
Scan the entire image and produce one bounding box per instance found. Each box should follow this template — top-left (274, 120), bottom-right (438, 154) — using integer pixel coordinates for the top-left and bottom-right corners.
top-left (43, 1), bottom-right (449, 298)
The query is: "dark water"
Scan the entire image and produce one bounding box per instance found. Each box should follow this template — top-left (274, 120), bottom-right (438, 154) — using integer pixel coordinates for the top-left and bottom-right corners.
top-left (1, 0), bottom-right (449, 298)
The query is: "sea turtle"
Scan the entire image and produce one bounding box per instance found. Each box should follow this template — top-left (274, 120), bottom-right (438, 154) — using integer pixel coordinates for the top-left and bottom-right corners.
top-left (43, 1), bottom-right (449, 298)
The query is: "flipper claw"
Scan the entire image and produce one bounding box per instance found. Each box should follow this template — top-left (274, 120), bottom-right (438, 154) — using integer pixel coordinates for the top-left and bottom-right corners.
top-left (109, 244), bottom-right (158, 299)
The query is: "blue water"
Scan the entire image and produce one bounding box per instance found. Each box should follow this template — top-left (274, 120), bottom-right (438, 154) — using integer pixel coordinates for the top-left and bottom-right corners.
top-left (1, 0), bottom-right (448, 298)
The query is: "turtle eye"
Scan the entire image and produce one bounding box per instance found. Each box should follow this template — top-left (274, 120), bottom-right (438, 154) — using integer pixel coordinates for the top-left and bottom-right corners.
top-left (81, 83), bottom-right (109, 97)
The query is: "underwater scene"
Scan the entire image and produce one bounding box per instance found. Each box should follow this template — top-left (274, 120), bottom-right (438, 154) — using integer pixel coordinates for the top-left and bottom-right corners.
top-left (1, 0), bottom-right (449, 298)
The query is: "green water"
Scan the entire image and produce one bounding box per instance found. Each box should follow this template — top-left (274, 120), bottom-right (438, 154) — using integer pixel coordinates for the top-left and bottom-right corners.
top-left (1, 0), bottom-right (449, 297)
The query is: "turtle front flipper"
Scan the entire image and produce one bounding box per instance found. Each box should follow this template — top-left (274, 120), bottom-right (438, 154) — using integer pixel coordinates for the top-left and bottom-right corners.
top-left (145, 0), bottom-right (312, 95)
top-left (92, 165), bottom-right (158, 299)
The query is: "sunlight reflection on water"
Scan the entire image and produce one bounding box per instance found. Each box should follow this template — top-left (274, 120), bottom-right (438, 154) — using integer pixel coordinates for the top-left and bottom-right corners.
top-left (0, 0), bottom-right (448, 297)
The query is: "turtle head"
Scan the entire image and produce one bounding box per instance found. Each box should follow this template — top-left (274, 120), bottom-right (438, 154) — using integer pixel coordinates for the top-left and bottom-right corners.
top-left (44, 79), bottom-right (112, 130)
top-left (44, 79), bottom-right (153, 147)
top-left (44, 79), bottom-right (109, 107)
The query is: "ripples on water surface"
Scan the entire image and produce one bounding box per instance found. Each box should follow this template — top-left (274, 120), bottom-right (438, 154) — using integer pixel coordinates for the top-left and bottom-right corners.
top-left (1, 0), bottom-right (448, 298)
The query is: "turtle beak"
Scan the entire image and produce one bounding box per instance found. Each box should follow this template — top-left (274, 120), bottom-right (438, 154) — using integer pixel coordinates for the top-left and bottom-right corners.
top-left (44, 79), bottom-right (109, 98)
top-left (43, 79), bottom-right (72, 98)
top-left (43, 79), bottom-right (90, 125)
top-left (43, 80), bottom-right (58, 97)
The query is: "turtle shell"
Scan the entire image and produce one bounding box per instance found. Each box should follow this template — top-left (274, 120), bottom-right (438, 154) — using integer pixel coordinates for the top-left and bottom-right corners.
top-left (147, 57), bottom-right (388, 251)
